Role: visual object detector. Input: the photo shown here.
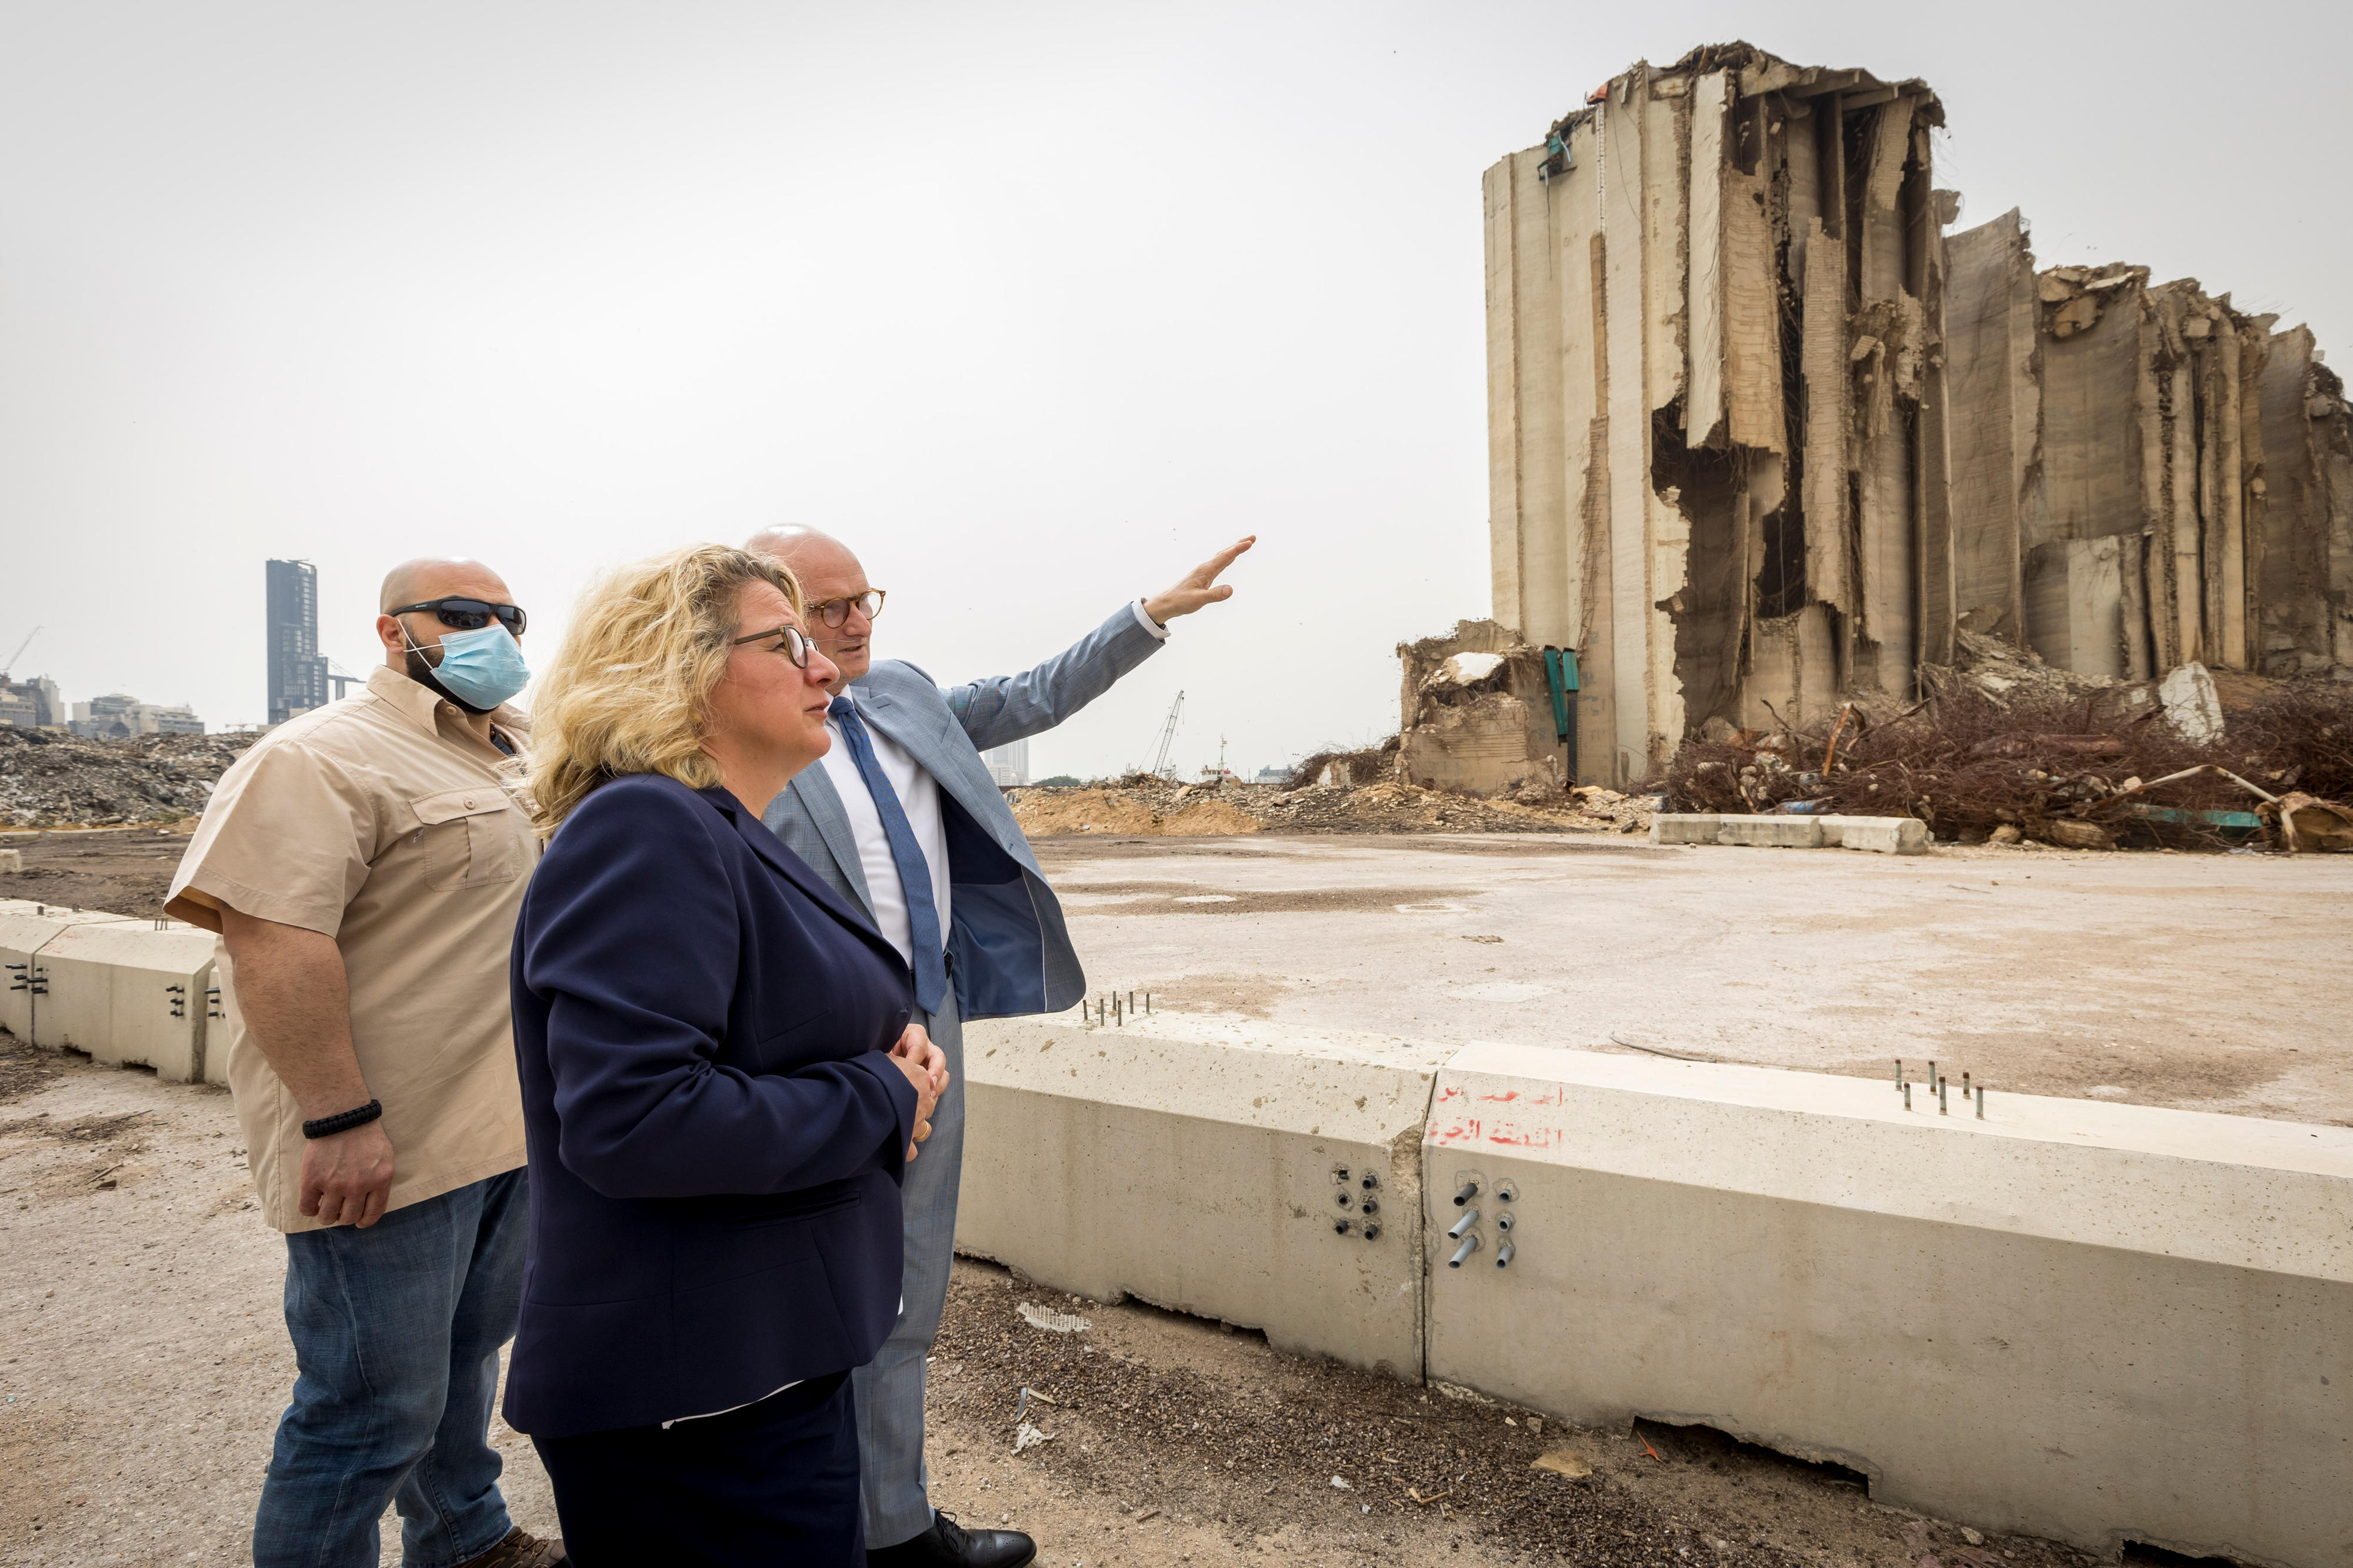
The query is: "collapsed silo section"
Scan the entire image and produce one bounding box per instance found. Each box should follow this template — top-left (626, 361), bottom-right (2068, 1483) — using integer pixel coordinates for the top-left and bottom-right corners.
top-left (1482, 44), bottom-right (1948, 788)
top-left (1941, 209), bottom-right (2353, 683)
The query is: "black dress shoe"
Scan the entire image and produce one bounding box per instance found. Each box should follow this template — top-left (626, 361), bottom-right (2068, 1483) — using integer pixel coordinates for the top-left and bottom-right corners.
top-left (866, 1510), bottom-right (1036, 1568)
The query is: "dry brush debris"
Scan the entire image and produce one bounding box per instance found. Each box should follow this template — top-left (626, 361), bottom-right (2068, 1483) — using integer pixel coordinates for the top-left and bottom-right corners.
top-left (1662, 652), bottom-right (2353, 850)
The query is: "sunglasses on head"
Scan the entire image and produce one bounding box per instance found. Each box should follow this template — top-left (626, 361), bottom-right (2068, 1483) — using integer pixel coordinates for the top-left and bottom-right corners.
top-left (731, 623), bottom-right (815, 668)
top-left (389, 598), bottom-right (528, 635)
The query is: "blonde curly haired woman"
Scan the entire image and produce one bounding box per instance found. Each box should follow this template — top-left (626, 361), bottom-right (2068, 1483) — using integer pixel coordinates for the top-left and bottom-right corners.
top-left (502, 544), bottom-right (946, 1564)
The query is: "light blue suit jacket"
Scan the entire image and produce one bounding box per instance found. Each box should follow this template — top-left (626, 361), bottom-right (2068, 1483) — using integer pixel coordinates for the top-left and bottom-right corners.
top-left (761, 604), bottom-right (1165, 1019)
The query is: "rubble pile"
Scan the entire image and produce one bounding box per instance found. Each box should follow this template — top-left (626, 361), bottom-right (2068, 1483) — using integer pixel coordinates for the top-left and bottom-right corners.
top-left (1284, 739), bottom-right (1397, 790)
top-left (1006, 772), bottom-right (1651, 839)
top-left (0, 727), bottom-right (248, 829)
top-left (1661, 644), bottom-right (2353, 849)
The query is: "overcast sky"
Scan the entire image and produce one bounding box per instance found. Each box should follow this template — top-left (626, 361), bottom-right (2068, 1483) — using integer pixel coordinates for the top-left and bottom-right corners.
top-left (4, 1), bottom-right (2345, 779)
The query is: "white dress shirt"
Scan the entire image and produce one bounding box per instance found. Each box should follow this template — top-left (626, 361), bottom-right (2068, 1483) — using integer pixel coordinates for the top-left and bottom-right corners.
top-left (818, 601), bottom-right (1168, 966)
top-left (817, 705), bottom-right (953, 969)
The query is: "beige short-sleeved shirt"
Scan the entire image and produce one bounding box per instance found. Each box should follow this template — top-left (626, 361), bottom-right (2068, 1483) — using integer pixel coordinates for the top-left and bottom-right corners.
top-left (166, 665), bottom-right (539, 1233)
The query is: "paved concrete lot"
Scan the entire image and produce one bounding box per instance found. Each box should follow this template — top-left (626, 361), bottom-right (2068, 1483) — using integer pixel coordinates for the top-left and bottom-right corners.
top-left (1034, 833), bottom-right (2353, 1126)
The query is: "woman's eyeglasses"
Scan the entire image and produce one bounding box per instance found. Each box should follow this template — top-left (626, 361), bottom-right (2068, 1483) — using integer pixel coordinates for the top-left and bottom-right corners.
top-left (388, 598), bottom-right (529, 635)
top-left (805, 590), bottom-right (886, 629)
top-left (731, 623), bottom-right (814, 668)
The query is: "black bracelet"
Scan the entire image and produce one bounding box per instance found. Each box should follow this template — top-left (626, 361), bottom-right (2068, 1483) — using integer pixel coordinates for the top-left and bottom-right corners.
top-left (302, 1099), bottom-right (383, 1140)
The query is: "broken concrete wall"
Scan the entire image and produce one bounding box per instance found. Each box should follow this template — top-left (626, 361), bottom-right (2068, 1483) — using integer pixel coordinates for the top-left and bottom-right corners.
top-left (1392, 620), bottom-right (1564, 798)
top-left (1941, 219), bottom-right (2353, 683)
top-left (1485, 43), bottom-right (1947, 785)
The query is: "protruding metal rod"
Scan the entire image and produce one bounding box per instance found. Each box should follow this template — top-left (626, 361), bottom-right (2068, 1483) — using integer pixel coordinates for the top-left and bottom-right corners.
top-left (1145, 992), bottom-right (1153, 1014)
top-left (1447, 1235), bottom-right (1480, 1268)
top-left (1903, 1083), bottom-right (1913, 1111)
top-left (1976, 1085), bottom-right (1987, 1120)
top-left (1939, 1078), bottom-right (1949, 1116)
top-left (1447, 1209), bottom-right (1479, 1240)
top-left (1334, 1218), bottom-right (1351, 1235)
top-left (1894, 1059), bottom-right (1905, 1092)
top-left (1362, 1223), bottom-right (1381, 1241)
top-left (1495, 1241), bottom-right (1515, 1269)
top-left (1452, 1180), bottom-right (1479, 1207)
top-left (1495, 1212), bottom-right (1513, 1232)
top-left (1962, 1070), bottom-right (1972, 1102)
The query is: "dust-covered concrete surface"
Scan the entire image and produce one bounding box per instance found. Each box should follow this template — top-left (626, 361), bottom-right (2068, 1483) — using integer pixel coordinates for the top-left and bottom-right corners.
top-left (1034, 832), bottom-right (2353, 1125)
top-left (4, 1037), bottom-right (2107, 1568)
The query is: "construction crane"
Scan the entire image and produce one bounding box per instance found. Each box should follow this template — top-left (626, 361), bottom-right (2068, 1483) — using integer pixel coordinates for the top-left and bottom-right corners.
top-left (1148, 690), bottom-right (1184, 780)
top-left (2, 625), bottom-right (40, 675)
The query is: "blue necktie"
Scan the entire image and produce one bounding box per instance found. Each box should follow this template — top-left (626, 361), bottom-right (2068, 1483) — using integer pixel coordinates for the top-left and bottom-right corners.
top-left (830, 697), bottom-right (949, 1015)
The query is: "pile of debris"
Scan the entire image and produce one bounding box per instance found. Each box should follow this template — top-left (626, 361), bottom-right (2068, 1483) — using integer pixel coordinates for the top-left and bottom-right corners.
top-left (0, 727), bottom-right (248, 829)
top-left (1006, 772), bottom-right (1651, 839)
top-left (1661, 639), bottom-right (2353, 850)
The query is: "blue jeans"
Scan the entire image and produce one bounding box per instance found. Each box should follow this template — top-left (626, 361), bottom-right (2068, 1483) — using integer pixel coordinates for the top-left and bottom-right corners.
top-left (253, 1168), bottom-right (529, 1568)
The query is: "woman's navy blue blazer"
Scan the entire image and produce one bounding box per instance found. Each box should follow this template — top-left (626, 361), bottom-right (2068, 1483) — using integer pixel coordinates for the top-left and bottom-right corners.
top-left (504, 772), bottom-right (919, 1440)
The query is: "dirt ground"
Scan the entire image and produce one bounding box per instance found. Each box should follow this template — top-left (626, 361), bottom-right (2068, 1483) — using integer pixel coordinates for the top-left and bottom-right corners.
top-left (1004, 777), bottom-right (1657, 841)
top-left (0, 1036), bottom-right (2093, 1568)
top-left (1, 825), bottom-right (200, 918)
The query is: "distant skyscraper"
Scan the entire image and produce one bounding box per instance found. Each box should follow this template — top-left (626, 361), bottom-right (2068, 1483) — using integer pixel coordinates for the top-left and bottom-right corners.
top-left (982, 736), bottom-right (1029, 788)
top-left (266, 559), bottom-right (331, 725)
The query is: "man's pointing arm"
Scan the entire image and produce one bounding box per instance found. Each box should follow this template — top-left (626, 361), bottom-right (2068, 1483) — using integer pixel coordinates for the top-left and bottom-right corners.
top-left (945, 536), bottom-right (1255, 753)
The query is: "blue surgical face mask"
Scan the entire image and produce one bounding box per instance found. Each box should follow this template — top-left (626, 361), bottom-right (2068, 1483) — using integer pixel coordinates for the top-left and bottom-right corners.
top-left (406, 623), bottom-right (530, 715)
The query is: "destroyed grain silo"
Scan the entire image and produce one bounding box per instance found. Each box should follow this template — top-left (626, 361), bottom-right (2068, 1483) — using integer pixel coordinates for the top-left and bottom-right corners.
top-left (1405, 41), bottom-right (2353, 794)
top-left (1943, 216), bottom-right (2353, 683)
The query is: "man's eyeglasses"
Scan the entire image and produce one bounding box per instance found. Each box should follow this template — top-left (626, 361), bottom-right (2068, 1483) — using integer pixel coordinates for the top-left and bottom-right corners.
top-left (805, 590), bottom-right (886, 629)
top-left (388, 598), bottom-right (528, 635)
top-left (731, 623), bottom-right (815, 668)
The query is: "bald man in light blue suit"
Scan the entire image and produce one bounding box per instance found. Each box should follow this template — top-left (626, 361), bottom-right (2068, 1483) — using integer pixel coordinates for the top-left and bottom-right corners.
top-left (746, 527), bottom-right (1252, 1568)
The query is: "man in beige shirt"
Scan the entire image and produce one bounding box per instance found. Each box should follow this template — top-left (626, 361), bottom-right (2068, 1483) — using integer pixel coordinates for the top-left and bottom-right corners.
top-left (168, 558), bottom-right (562, 1568)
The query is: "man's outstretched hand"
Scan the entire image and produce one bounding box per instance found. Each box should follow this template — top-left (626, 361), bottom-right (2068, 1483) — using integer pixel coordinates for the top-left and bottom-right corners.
top-left (1142, 536), bottom-right (1255, 625)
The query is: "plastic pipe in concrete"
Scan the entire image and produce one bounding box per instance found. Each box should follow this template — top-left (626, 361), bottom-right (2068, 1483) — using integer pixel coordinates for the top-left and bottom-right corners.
top-left (1, 905), bottom-right (137, 1043)
top-left (33, 922), bottom-right (219, 1082)
top-left (959, 1013), bottom-right (1446, 1377)
top-left (1424, 1042), bottom-right (2352, 1564)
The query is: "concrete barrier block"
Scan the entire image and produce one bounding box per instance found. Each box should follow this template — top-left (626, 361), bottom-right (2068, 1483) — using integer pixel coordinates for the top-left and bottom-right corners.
top-left (204, 945), bottom-right (236, 1085)
top-left (1714, 815), bottom-right (1823, 848)
top-left (1818, 815), bottom-right (1928, 854)
top-left (1421, 1042), bottom-right (2352, 1564)
top-left (1648, 813), bottom-right (1721, 845)
top-left (0, 907), bottom-right (136, 1043)
top-left (959, 1013), bottom-right (1449, 1377)
top-left (34, 922), bottom-right (219, 1082)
